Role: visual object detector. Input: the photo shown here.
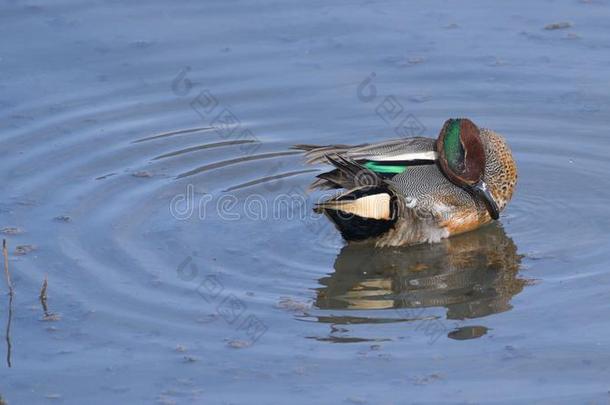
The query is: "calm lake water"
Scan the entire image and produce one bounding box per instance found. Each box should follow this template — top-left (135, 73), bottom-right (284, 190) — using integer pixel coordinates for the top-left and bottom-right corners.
top-left (2, 0), bottom-right (610, 403)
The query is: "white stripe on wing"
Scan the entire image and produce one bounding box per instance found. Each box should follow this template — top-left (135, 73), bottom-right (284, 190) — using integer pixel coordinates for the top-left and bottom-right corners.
top-left (371, 151), bottom-right (438, 162)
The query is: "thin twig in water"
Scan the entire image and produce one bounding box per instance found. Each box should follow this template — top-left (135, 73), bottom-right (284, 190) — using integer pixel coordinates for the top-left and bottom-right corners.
top-left (2, 239), bottom-right (13, 368)
top-left (40, 275), bottom-right (48, 314)
top-left (2, 240), bottom-right (12, 295)
top-left (39, 275), bottom-right (59, 322)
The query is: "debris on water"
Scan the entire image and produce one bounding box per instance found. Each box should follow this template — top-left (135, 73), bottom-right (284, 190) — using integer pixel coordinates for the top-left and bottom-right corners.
top-left (448, 326), bottom-right (488, 340)
top-left (44, 394), bottom-right (62, 400)
top-left (95, 172), bottom-right (116, 180)
top-left (370, 344), bottom-right (381, 351)
top-left (15, 244), bottom-right (36, 255)
top-left (488, 57), bottom-right (509, 67)
top-left (408, 94), bottom-right (432, 103)
top-left (156, 394), bottom-right (177, 405)
top-left (132, 170), bottom-right (153, 178)
top-left (196, 314), bottom-right (219, 324)
top-left (544, 21), bottom-right (572, 30)
top-left (227, 339), bottom-right (251, 349)
top-left (53, 215), bottom-right (71, 222)
top-left (564, 32), bottom-right (581, 40)
top-left (524, 251), bottom-right (555, 261)
top-left (130, 40), bottom-right (155, 49)
top-left (520, 31), bottom-right (544, 41)
top-left (276, 296), bottom-right (312, 314)
top-left (40, 275), bottom-right (61, 321)
top-left (1, 226), bottom-right (23, 235)
top-left (175, 344), bottom-right (187, 353)
top-left (150, 275), bottom-right (162, 287)
top-left (293, 366), bottom-right (307, 375)
top-left (42, 313), bottom-right (61, 322)
top-left (182, 356), bottom-right (198, 363)
top-left (411, 373), bottom-right (443, 385)
top-left (503, 345), bottom-right (534, 360)
top-left (16, 198), bottom-right (36, 207)
top-left (407, 57), bottom-right (425, 65)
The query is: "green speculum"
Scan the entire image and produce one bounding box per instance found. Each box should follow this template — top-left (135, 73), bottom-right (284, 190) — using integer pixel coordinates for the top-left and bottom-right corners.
top-left (363, 162), bottom-right (407, 174)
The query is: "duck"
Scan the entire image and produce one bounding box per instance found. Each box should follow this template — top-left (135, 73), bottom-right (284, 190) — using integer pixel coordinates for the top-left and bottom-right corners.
top-left (296, 118), bottom-right (517, 247)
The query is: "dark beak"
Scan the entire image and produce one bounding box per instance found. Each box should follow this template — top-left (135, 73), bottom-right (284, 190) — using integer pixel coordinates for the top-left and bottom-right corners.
top-left (471, 180), bottom-right (500, 220)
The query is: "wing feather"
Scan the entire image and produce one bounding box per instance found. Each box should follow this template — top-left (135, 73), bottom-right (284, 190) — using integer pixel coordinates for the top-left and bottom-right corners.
top-left (296, 137), bottom-right (437, 165)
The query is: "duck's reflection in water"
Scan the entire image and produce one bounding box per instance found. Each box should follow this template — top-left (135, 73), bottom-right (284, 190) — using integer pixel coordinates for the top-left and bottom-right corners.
top-left (313, 224), bottom-right (527, 341)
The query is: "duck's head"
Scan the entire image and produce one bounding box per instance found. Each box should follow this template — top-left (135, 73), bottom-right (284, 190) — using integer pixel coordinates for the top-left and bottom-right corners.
top-left (436, 118), bottom-right (500, 220)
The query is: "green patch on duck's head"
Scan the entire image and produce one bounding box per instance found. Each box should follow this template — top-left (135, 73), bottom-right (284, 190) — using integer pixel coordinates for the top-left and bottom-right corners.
top-left (436, 118), bottom-right (501, 220)
top-left (443, 119), bottom-right (466, 173)
top-left (437, 118), bottom-right (485, 185)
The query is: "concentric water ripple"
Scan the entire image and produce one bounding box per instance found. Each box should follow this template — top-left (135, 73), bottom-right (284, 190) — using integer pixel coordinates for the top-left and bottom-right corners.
top-left (3, 0), bottom-right (610, 402)
top-left (4, 95), bottom-right (610, 340)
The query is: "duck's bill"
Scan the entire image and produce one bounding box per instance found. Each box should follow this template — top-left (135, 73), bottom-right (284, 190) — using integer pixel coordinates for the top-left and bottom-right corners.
top-left (471, 180), bottom-right (500, 220)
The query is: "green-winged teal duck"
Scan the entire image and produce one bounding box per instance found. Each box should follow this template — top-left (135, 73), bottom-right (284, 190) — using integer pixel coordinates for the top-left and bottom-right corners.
top-left (296, 118), bottom-right (517, 247)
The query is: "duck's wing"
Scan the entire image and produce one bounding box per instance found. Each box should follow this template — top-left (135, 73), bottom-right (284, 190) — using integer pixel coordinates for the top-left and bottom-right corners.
top-left (313, 156), bottom-right (399, 240)
top-left (343, 137), bottom-right (437, 163)
top-left (295, 137), bottom-right (437, 165)
top-left (313, 156), bottom-right (445, 243)
top-left (300, 137), bottom-right (438, 190)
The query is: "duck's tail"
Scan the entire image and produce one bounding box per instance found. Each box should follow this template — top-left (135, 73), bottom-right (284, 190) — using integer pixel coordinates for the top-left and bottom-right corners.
top-left (313, 156), bottom-right (399, 241)
top-left (292, 143), bottom-right (366, 165)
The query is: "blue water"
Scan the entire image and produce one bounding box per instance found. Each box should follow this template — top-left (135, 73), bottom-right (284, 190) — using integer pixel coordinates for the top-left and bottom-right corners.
top-left (2, 0), bottom-right (610, 403)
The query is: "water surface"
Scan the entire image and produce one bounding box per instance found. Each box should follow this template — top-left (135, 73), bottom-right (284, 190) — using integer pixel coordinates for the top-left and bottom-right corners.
top-left (2, 0), bottom-right (610, 403)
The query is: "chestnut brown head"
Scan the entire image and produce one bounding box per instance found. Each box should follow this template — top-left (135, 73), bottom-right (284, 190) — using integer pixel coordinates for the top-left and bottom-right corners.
top-left (436, 118), bottom-right (500, 219)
